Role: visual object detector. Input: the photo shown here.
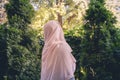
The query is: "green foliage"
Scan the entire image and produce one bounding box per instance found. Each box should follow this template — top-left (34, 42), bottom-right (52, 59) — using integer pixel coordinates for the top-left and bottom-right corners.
top-left (0, 0), bottom-right (120, 80)
top-left (82, 0), bottom-right (117, 53)
top-left (0, 25), bottom-right (8, 80)
top-left (85, 0), bottom-right (116, 26)
top-left (30, 0), bottom-right (86, 32)
top-left (7, 27), bottom-right (41, 80)
top-left (0, 24), bottom-right (41, 80)
top-left (79, 0), bottom-right (120, 80)
top-left (6, 0), bottom-right (34, 30)
top-left (65, 24), bottom-right (120, 80)
top-left (0, 0), bottom-right (42, 80)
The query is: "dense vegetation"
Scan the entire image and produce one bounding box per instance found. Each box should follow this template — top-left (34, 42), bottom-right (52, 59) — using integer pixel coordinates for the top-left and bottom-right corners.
top-left (0, 0), bottom-right (120, 80)
top-left (78, 0), bottom-right (120, 80)
top-left (0, 0), bottom-right (41, 80)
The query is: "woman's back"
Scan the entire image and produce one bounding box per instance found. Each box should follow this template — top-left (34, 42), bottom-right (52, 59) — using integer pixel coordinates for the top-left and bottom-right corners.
top-left (41, 20), bottom-right (76, 80)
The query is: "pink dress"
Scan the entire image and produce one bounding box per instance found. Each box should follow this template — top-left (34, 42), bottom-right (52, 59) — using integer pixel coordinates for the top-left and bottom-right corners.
top-left (41, 20), bottom-right (76, 80)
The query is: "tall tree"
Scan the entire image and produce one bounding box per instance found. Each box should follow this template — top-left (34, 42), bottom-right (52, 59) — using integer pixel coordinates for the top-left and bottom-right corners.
top-left (6, 0), bottom-right (34, 30)
top-left (1, 0), bottom-right (42, 80)
top-left (80, 0), bottom-right (120, 80)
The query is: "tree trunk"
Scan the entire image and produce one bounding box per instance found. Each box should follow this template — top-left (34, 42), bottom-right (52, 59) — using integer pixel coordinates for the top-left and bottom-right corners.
top-left (56, 0), bottom-right (63, 27)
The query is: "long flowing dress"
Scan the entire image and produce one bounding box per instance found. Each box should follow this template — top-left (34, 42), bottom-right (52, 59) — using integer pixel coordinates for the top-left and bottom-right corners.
top-left (41, 20), bottom-right (76, 80)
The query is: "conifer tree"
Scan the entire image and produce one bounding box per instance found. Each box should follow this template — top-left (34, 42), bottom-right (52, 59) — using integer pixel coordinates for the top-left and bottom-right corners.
top-left (0, 0), bottom-right (42, 79)
top-left (80, 0), bottom-right (120, 80)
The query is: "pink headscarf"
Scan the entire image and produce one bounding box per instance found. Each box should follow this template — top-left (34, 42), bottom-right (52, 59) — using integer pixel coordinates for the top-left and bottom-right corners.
top-left (41, 20), bottom-right (76, 80)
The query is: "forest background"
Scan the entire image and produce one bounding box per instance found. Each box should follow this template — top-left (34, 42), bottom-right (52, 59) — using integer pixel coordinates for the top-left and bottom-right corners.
top-left (0, 0), bottom-right (120, 80)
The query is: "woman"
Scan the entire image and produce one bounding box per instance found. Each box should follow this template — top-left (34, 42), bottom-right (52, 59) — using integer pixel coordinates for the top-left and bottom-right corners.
top-left (41, 20), bottom-right (76, 80)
